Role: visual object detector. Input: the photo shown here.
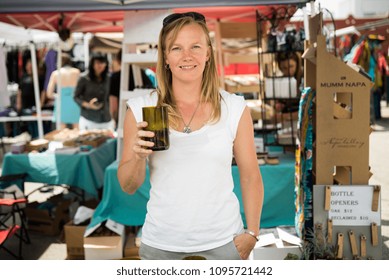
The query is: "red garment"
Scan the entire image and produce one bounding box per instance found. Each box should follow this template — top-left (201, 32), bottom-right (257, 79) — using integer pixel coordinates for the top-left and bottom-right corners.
top-left (351, 40), bottom-right (365, 64)
top-left (377, 51), bottom-right (388, 75)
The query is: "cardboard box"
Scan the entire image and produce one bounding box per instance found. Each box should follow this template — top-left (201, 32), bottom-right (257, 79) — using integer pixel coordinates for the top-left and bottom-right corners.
top-left (83, 219), bottom-right (125, 260)
top-left (123, 233), bottom-right (140, 259)
top-left (64, 220), bottom-right (87, 259)
top-left (25, 139), bottom-right (49, 152)
top-left (25, 194), bottom-right (71, 236)
top-left (252, 228), bottom-right (302, 260)
top-left (253, 244), bottom-right (302, 260)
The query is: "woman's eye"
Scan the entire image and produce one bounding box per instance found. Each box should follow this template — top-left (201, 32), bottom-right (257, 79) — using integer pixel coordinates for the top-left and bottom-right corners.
top-left (171, 46), bottom-right (181, 52)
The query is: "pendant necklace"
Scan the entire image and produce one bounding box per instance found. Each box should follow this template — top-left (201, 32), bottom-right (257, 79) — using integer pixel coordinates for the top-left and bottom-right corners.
top-left (179, 101), bottom-right (200, 134)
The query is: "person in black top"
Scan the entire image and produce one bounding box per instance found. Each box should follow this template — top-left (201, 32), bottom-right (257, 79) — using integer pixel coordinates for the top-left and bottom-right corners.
top-left (15, 56), bottom-right (45, 138)
top-left (109, 50), bottom-right (121, 127)
top-left (74, 52), bottom-right (114, 130)
top-left (109, 49), bottom-right (155, 129)
top-left (16, 57), bottom-right (44, 113)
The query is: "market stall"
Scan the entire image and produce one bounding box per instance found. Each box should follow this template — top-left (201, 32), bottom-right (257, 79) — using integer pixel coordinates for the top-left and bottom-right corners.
top-left (0, 21), bottom-right (59, 138)
top-left (88, 154), bottom-right (295, 230)
top-left (1, 131), bottom-right (116, 197)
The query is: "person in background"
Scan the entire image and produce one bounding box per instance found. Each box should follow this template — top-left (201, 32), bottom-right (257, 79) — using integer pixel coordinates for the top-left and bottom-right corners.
top-left (276, 51), bottom-right (303, 90)
top-left (46, 53), bottom-right (81, 129)
top-left (109, 49), bottom-right (156, 129)
top-left (109, 49), bottom-right (122, 127)
top-left (74, 52), bottom-right (114, 130)
top-left (118, 12), bottom-right (264, 260)
top-left (15, 56), bottom-right (45, 138)
top-left (275, 51), bottom-right (303, 113)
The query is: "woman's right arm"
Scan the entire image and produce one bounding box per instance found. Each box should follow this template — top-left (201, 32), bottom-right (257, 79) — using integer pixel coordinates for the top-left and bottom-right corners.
top-left (46, 71), bottom-right (57, 99)
top-left (117, 107), bottom-right (155, 194)
top-left (74, 76), bottom-right (86, 107)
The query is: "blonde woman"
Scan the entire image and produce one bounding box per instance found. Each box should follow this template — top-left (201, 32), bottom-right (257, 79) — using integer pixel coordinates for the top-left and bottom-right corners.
top-left (118, 12), bottom-right (264, 260)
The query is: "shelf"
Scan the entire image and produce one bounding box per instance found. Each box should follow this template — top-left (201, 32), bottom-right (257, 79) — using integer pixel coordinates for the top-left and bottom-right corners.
top-left (260, 49), bottom-right (304, 55)
top-left (224, 52), bottom-right (258, 65)
top-left (256, 13), bottom-right (303, 152)
top-left (122, 53), bottom-right (157, 67)
top-left (120, 89), bottom-right (152, 100)
top-left (0, 115), bottom-right (53, 122)
top-left (225, 84), bottom-right (259, 93)
top-left (224, 74), bottom-right (259, 93)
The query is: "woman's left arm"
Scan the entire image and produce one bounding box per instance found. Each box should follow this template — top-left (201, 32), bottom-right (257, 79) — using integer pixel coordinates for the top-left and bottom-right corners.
top-left (233, 106), bottom-right (264, 259)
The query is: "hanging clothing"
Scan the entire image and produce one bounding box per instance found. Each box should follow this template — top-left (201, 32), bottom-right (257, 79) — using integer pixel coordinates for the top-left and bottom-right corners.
top-left (0, 47), bottom-right (11, 108)
top-left (295, 87), bottom-right (315, 239)
top-left (53, 86), bottom-right (81, 125)
top-left (6, 49), bottom-right (19, 83)
top-left (43, 49), bottom-right (57, 91)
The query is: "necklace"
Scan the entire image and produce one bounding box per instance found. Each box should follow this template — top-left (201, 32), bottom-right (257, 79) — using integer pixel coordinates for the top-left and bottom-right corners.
top-left (178, 102), bottom-right (200, 134)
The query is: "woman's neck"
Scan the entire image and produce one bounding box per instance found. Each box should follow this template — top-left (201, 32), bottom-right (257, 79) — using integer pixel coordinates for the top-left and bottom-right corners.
top-left (172, 81), bottom-right (202, 104)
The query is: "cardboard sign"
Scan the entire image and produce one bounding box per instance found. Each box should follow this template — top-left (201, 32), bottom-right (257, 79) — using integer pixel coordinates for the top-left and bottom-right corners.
top-left (328, 186), bottom-right (381, 226)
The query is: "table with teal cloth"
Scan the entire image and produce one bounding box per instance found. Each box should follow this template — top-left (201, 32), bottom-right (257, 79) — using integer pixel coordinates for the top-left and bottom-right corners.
top-left (90, 152), bottom-right (295, 229)
top-left (1, 138), bottom-right (117, 197)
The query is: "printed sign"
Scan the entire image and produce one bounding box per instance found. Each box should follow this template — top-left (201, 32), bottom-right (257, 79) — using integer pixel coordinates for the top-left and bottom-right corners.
top-left (328, 186), bottom-right (381, 226)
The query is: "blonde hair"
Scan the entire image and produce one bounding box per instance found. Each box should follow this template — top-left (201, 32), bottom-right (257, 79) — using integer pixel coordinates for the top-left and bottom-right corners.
top-left (155, 16), bottom-right (221, 129)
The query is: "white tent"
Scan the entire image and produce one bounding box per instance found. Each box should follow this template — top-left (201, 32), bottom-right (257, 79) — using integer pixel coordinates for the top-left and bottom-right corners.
top-left (0, 21), bottom-right (59, 138)
top-left (0, 21), bottom-right (59, 46)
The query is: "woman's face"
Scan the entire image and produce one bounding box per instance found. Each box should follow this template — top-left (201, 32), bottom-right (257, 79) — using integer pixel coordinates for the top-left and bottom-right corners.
top-left (165, 23), bottom-right (210, 84)
top-left (279, 58), bottom-right (297, 77)
top-left (93, 59), bottom-right (107, 77)
top-left (25, 60), bottom-right (32, 74)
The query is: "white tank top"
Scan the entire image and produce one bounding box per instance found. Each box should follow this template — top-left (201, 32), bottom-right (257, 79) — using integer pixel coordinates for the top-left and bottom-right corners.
top-left (127, 90), bottom-right (246, 252)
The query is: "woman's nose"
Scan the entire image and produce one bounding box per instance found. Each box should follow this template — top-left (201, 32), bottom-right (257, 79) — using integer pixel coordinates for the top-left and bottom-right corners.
top-left (182, 49), bottom-right (193, 59)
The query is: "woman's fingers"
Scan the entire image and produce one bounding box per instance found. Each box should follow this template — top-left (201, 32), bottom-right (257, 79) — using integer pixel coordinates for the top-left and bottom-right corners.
top-left (133, 121), bottom-right (154, 156)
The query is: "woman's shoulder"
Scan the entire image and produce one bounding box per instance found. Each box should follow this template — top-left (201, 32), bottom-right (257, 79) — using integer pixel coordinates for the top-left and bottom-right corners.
top-left (127, 90), bottom-right (158, 107)
top-left (219, 89), bottom-right (245, 105)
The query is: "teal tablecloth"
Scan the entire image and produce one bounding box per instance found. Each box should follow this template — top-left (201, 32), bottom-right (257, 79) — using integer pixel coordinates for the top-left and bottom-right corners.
top-left (90, 152), bottom-right (295, 229)
top-left (1, 138), bottom-right (117, 197)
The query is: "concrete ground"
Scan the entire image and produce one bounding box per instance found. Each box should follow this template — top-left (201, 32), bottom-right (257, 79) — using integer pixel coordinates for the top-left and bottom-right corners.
top-left (1, 101), bottom-right (389, 260)
top-left (368, 101), bottom-right (389, 260)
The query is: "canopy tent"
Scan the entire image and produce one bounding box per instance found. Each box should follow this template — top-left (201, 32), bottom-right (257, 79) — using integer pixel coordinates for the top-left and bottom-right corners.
top-left (0, 0), bottom-right (312, 139)
top-left (0, 1), bottom-right (310, 13)
top-left (0, 1), bottom-right (311, 33)
top-left (0, 21), bottom-right (59, 46)
top-left (0, 22), bottom-right (60, 138)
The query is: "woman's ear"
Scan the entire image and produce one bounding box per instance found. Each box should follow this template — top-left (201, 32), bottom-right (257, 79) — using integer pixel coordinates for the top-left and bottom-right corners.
top-left (206, 46), bottom-right (211, 61)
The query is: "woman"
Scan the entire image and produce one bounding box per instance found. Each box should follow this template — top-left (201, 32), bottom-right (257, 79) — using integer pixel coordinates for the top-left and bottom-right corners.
top-left (118, 12), bottom-right (264, 260)
top-left (74, 52), bottom-right (114, 130)
top-left (276, 51), bottom-right (303, 92)
top-left (275, 51), bottom-right (303, 113)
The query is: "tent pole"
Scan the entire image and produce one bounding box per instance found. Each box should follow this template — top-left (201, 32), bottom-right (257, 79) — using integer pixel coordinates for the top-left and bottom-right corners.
top-left (29, 42), bottom-right (44, 139)
top-left (56, 46), bottom-right (62, 130)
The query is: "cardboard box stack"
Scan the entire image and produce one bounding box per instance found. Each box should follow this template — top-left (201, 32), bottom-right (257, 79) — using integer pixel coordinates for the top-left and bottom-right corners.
top-left (83, 219), bottom-right (125, 260)
top-left (25, 193), bottom-right (72, 236)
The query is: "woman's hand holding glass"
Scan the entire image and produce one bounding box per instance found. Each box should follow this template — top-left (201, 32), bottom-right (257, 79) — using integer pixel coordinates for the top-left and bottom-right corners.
top-left (133, 121), bottom-right (155, 159)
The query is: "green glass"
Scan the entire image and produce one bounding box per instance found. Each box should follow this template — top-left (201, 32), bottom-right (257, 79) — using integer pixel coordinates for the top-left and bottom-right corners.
top-left (142, 106), bottom-right (170, 151)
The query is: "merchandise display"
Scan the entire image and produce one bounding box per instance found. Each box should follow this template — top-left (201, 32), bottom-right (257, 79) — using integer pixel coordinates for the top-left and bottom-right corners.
top-left (295, 12), bottom-right (382, 260)
top-left (257, 7), bottom-right (304, 151)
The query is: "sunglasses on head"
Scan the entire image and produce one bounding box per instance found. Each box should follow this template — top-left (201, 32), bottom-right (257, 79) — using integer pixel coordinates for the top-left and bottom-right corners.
top-left (163, 12), bottom-right (206, 27)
